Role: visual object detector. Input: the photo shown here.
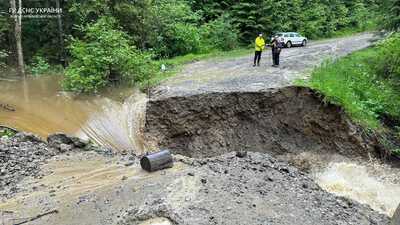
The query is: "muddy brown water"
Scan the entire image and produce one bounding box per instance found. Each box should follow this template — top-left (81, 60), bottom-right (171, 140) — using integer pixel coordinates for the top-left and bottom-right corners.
top-left (0, 75), bottom-right (147, 152)
top-left (1, 73), bottom-right (399, 219)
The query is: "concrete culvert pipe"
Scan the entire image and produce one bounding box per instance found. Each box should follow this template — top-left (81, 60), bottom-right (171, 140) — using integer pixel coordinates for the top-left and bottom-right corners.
top-left (140, 150), bottom-right (173, 172)
top-left (392, 204), bottom-right (400, 225)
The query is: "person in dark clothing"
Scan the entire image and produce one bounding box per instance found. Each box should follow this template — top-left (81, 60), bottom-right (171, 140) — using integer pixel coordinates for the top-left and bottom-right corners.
top-left (271, 36), bottom-right (283, 67)
top-left (254, 51), bottom-right (262, 66)
top-left (253, 33), bottom-right (266, 66)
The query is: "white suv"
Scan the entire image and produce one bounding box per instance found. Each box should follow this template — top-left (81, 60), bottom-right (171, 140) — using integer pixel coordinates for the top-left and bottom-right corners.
top-left (273, 32), bottom-right (307, 48)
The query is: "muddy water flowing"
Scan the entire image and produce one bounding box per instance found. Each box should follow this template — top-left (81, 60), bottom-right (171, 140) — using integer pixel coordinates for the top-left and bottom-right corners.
top-left (313, 160), bottom-right (400, 216)
top-left (1, 75), bottom-right (400, 218)
top-left (0, 75), bottom-right (147, 152)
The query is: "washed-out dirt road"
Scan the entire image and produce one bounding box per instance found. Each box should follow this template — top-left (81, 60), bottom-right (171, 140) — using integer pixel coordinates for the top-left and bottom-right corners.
top-left (152, 33), bottom-right (378, 99)
top-left (0, 33), bottom-right (393, 225)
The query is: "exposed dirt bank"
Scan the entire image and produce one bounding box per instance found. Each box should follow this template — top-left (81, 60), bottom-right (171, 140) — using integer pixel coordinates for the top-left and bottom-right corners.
top-left (0, 133), bottom-right (390, 225)
top-left (145, 86), bottom-right (383, 160)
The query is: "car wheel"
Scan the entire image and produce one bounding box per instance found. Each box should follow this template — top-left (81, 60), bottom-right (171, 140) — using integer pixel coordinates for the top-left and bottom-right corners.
top-left (286, 41), bottom-right (292, 48)
top-left (302, 40), bottom-right (307, 47)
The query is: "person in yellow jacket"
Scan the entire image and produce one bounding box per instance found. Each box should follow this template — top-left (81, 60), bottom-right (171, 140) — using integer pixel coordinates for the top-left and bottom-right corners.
top-left (253, 33), bottom-right (266, 66)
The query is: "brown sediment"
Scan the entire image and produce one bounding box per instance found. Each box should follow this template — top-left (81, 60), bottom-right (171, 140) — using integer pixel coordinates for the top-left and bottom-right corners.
top-left (145, 86), bottom-right (381, 159)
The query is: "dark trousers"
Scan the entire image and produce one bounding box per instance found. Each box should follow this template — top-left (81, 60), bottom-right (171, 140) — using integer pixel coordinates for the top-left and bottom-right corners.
top-left (254, 51), bottom-right (262, 65)
top-left (272, 49), bottom-right (280, 65)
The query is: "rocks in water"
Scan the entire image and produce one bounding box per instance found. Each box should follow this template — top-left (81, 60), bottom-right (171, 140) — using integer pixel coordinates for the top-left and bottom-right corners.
top-left (47, 133), bottom-right (89, 152)
top-left (14, 132), bottom-right (43, 143)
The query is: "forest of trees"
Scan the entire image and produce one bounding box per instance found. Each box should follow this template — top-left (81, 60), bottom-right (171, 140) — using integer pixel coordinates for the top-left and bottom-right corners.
top-left (0, 0), bottom-right (398, 92)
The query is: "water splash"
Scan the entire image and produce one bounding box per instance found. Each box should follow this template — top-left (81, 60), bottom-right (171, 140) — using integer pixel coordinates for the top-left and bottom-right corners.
top-left (76, 90), bottom-right (148, 153)
top-left (313, 162), bottom-right (400, 216)
top-left (0, 75), bottom-right (148, 154)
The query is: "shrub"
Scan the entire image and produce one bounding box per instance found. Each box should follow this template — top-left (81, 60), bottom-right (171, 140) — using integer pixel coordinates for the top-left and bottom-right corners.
top-left (63, 17), bottom-right (156, 93)
top-left (150, 0), bottom-right (202, 57)
top-left (373, 33), bottom-right (400, 86)
top-left (29, 56), bottom-right (50, 76)
top-left (201, 16), bottom-right (239, 51)
top-left (170, 23), bottom-right (202, 56)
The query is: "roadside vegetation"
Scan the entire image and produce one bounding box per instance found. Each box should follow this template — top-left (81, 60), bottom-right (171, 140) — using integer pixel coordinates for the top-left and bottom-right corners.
top-left (301, 0), bottom-right (400, 156)
top-left (1, 0), bottom-right (384, 92)
top-left (302, 34), bottom-right (400, 155)
top-left (0, 127), bottom-right (17, 138)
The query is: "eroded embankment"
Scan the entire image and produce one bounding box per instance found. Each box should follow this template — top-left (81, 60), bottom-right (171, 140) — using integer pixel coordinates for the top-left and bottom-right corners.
top-left (145, 86), bottom-right (382, 159)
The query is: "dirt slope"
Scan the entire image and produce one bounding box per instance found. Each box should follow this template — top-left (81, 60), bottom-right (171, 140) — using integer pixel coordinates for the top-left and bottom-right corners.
top-left (145, 87), bottom-right (380, 159)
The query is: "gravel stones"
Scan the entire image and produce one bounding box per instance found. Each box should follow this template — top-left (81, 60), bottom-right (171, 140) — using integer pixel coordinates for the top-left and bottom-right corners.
top-left (0, 133), bottom-right (57, 198)
top-left (118, 152), bottom-right (390, 225)
top-left (47, 133), bottom-right (89, 152)
top-left (1, 132), bottom-right (91, 199)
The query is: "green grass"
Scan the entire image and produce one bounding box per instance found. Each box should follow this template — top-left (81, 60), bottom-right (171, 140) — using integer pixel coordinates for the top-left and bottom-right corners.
top-left (299, 47), bottom-right (400, 130)
top-left (0, 128), bottom-right (16, 138)
top-left (138, 48), bottom-right (252, 89)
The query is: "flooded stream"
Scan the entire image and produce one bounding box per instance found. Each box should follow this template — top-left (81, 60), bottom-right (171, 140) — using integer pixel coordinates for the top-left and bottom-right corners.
top-left (313, 159), bottom-right (400, 216)
top-left (1, 75), bottom-right (399, 218)
top-left (0, 75), bottom-right (147, 152)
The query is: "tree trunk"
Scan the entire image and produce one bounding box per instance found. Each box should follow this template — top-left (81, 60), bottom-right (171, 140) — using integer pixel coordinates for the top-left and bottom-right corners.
top-left (55, 0), bottom-right (66, 67)
top-left (10, 0), bottom-right (25, 76)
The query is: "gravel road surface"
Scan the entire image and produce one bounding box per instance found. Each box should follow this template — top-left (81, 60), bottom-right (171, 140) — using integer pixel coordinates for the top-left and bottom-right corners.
top-left (152, 33), bottom-right (378, 99)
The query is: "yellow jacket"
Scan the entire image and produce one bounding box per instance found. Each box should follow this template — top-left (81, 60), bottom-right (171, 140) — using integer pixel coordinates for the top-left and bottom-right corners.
top-left (255, 37), bottom-right (265, 51)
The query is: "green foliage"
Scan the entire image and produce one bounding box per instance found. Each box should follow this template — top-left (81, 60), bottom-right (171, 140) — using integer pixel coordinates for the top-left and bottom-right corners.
top-left (201, 16), bottom-right (239, 51)
top-left (29, 56), bottom-right (51, 76)
top-left (1, 0), bottom-right (390, 92)
top-left (63, 17), bottom-right (156, 93)
top-left (188, 0), bottom-right (381, 41)
top-left (149, 0), bottom-right (202, 57)
top-left (383, 0), bottom-right (400, 30)
top-left (0, 6), bottom-right (10, 69)
top-left (165, 23), bottom-right (202, 56)
top-left (373, 34), bottom-right (400, 85)
top-left (0, 128), bottom-right (16, 138)
top-left (2, 0), bottom-right (387, 72)
top-left (393, 149), bottom-right (400, 156)
top-left (304, 34), bottom-right (400, 129)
